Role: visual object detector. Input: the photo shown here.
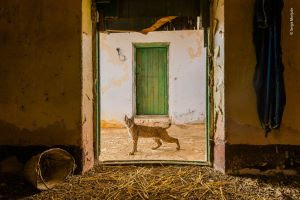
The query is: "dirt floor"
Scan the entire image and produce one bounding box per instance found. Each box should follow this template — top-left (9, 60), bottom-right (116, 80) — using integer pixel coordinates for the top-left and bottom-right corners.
top-left (1, 165), bottom-right (300, 200)
top-left (99, 124), bottom-right (206, 162)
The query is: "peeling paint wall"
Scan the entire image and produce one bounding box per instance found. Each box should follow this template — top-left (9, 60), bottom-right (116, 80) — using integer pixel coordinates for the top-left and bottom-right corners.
top-left (210, 0), bottom-right (225, 173)
top-left (0, 0), bottom-right (83, 146)
top-left (81, 0), bottom-right (94, 172)
top-left (100, 31), bottom-right (206, 126)
top-left (225, 0), bottom-right (300, 145)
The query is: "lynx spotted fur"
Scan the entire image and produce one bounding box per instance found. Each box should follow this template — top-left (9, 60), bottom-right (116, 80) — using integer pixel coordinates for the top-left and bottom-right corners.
top-left (124, 115), bottom-right (180, 155)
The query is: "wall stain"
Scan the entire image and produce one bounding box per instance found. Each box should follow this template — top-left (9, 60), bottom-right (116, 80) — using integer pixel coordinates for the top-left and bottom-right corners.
top-left (188, 46), bottom-right (202, 59)
top-left (101, 120), bottom-right (124, 128)
top-left (101, 71), bottom-right (129, 94)
top-left (187, 33), bottom-right (202, 59)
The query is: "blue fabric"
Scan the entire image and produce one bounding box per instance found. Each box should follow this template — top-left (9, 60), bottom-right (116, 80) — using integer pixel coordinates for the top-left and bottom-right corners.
top-left (253, 0), bottom-right (286, 137)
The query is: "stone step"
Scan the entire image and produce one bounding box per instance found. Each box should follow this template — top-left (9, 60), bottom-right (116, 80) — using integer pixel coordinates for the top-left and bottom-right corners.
top-left (134, 115), bottom-right (171, 127)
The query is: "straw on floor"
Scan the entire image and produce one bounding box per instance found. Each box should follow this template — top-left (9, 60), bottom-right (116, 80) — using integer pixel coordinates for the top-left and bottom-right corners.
top-left (22, 165), bottom-right (300, 200)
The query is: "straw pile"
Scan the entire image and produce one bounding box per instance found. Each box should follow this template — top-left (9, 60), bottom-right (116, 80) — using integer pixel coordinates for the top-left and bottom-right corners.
top-left (19, 165), bottom-right (300, 200)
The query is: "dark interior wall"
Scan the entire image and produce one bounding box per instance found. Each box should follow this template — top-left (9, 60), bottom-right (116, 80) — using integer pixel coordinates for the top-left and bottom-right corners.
top-left (225, 0), bottom-right (300, 145)
top-left (97, 0), bottom-right (201, 32)
top-left (97, 0), bottom-right (200, 17)
top-left (0, 0), bottom-right (83, 146)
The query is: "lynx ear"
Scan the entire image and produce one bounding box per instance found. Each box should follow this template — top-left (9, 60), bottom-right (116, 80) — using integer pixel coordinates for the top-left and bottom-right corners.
top-left (125, 115), bottom-right (128, 121)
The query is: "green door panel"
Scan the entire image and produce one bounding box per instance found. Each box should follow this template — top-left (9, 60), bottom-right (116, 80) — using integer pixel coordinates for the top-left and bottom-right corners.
top-left (136, 46), bottom-right (168, 115)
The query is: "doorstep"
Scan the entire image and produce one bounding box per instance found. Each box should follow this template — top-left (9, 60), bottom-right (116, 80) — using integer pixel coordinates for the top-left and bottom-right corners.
top-left (134, 115), bottom-right (171, 127)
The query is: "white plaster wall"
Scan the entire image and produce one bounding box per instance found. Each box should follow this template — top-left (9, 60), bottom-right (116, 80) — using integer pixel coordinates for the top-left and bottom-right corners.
top-left (100, 30), bottom-right (206, 125)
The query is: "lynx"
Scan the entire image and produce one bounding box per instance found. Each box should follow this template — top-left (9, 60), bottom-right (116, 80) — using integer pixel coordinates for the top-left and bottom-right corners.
top-left (124, 115), bottom-right (180, 155)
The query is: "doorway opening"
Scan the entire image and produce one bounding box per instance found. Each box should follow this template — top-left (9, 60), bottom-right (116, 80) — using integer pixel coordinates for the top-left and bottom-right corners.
top-left (94, 0), bottom-right (210, 164)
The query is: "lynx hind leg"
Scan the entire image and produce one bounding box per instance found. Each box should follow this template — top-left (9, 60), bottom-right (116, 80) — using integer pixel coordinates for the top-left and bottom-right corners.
top-left (152, 138), bottom-right (162, 150)
top-left (160, 131), bottom-right (180, 150)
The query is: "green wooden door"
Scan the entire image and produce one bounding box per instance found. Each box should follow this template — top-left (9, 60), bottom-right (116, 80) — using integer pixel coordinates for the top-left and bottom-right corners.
top-left (136, 46), bottom-right (168, 115)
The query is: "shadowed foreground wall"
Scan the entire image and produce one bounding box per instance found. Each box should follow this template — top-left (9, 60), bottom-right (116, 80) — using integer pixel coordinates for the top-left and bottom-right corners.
top-left (224, 0), bottom-right (300, 173)
top-left (0, 0), bottom-right (94, 172)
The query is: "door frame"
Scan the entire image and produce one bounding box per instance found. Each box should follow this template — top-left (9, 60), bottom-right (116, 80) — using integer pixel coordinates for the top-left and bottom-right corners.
top-left (132, 42), bottom-right (170, 117)
top-left (95, 32), bottom-right (212, 165)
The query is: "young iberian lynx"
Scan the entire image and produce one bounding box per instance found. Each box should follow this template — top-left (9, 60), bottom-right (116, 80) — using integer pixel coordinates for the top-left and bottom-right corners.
top-left (124, 115), bottom-right (180, 155)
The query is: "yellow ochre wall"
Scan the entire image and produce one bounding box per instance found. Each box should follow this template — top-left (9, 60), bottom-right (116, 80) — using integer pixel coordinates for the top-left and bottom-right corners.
top-left (0, 0), bottom-right (95, 172)
top-left (225, 0), bottom-right (300, 145)
top-left (0, 0), bottom-right (83, 146)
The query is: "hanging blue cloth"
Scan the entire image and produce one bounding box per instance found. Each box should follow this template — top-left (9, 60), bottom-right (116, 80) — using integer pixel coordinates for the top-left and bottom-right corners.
top-left (253, 0), bottom-right (286, 137)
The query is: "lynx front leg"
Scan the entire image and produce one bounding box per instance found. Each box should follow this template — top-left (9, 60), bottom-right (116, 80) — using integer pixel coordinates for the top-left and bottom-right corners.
top-left (129, 136), bottom-right (138, 155)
